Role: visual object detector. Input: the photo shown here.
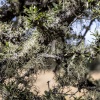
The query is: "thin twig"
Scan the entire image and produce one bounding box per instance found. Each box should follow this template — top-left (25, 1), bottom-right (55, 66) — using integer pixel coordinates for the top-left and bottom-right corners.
top-left (39, 53), bottom-right (61, 59)
top-left (77, 19), bottom-right (95, 46)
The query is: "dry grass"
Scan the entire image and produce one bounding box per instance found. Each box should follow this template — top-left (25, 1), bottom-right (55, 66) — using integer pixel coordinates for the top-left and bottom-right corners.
top-left (32, 70), bottom-right (100, 99)
top-left (0, 70), bottom-right (100, 100)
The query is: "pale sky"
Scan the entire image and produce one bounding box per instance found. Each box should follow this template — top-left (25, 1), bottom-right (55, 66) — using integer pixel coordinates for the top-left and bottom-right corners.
top-left (72, 19), bottom-right (100, 45)
top-left (85, 19), bottom-right (100, 44)
top-left (0, 0), bottom-right (5, 7)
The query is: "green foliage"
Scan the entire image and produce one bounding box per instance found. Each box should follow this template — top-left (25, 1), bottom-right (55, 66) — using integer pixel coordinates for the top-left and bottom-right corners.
top-left (0, 0), bottom-right (100, 100)
top-left (43, 90), bottom-right (66, 100)
top-left (24, 5), bottom-right (46, 27)
top-left (1, 82), bottom-right (38, 100)
top-left (88, 0), bottom-right (94, 3)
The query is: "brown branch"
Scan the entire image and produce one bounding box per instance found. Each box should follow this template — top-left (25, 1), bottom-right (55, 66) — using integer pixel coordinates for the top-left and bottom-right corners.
top-left (39, 53), bottom-right (61, 59)
top-left (77, 19), bottom-right (95, 46)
